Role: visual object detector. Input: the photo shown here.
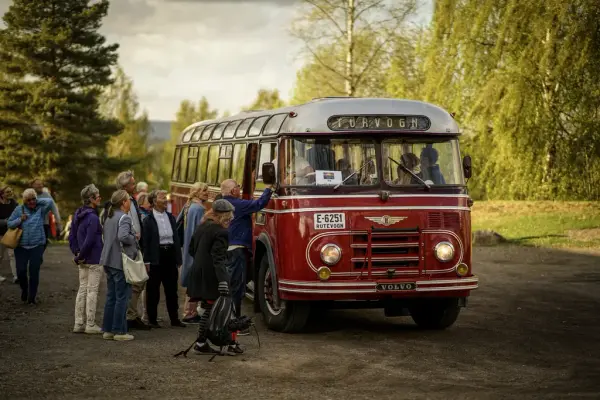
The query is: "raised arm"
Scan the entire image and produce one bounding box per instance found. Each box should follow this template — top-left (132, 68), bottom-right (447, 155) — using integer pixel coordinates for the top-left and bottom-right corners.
top-left (36, 198), bottom-right (55, 216)
top-left (235, 188), bottom-right (273, 216)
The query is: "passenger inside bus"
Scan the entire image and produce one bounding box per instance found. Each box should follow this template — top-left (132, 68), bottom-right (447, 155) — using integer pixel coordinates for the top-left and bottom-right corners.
top-left (395, 153), bottom-right (421, 185)
top-left (306, 139), bottom-right (336, 170)
top-left (336, 159), bottom-right (357, 185)
top-left (420, 146), bottom-right (446, 185)
top-left (359, 158), bottom-right (378, 185)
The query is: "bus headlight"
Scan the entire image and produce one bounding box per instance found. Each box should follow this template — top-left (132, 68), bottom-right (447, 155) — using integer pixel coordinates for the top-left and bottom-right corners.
top-left (320, 244), bottom-right (342, 265)
top-left (434, 241), bottom-right (454, 262)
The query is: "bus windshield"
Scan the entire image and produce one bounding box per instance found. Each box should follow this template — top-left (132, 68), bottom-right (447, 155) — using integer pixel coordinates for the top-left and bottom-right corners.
top-left (382, 138), bottom-right (464, 186)
top-left (283, 138), bottom-right (378, 187)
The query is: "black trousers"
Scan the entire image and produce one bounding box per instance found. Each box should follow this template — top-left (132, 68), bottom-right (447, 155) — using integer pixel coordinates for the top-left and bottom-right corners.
top-left (146, 245), bottom-right (179, 324)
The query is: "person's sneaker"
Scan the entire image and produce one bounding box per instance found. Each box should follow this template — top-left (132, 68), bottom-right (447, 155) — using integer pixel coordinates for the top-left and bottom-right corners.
top-left (113, 333), bottom-right (134, 341)
top-left (13, 276), bottom-right (19, 284)
top-left (227, 342), bottom-right (244, 356)
top-left (148, 321), bottom-right (162, 329)
top-left (102, 332), bottom-right (115, 340)
top-left (246, 280), bottom-right (255, 292)
top-left (171, 320), bottom-right (186, 328)
top-left (73, 324), bottom-right (85, 333)
top-left (238, 328), bottom-right (251, 336)
top-left (182, 315), bottom-right (201, 325)
top-left (193, 342), bottom-right (218, 355)
top-left (85, 325), bottom-right (103, 334)
top-left (0, 275), bottom-right (6, 283)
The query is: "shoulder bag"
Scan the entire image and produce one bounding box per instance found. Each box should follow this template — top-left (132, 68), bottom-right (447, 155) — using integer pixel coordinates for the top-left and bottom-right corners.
top-left (1, 206), bottom-right (25, 249)
top-left (117, 215), bottom-right (148, 285)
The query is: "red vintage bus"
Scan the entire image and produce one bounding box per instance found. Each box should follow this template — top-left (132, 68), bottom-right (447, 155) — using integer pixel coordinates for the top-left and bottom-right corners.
top-left (170, 97), bottom-right (477, 332)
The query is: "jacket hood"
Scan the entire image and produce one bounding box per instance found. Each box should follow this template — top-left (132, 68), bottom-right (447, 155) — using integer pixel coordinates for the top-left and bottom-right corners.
top-left (74, 206), bottom-right (97, 223)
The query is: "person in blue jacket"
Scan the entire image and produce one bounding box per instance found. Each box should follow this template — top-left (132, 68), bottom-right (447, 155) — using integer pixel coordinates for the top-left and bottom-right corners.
top-left (7, 188), bottom-right (55, 304)
top-left (221, 179), bottom-right (273, 335)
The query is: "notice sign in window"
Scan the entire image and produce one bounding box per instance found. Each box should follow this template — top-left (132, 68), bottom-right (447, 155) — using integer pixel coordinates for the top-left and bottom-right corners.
top-left (314, 213), bottom-right (346, 230)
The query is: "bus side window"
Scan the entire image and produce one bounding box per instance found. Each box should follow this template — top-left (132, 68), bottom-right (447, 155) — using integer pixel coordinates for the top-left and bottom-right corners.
top-left (178, 146), bottom-right (189, 182)
top-left (186, 146), bottom-right (199, 183)
top-left (255, 142), bottom-right (277, 190)
top-left (206, 145), bottom-right (220, 185)
top-left (172, 147), bottom-right (182, 181)
top-left (217, 144), bottom-right (233, 184)
top-left (232, 143), bottom-right (246, 185)
top-left (196, 145), bottom-right (209, 183)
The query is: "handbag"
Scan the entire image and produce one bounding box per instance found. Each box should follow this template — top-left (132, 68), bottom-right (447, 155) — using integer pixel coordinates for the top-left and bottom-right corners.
top-left (117, 215), bottom-right (149, 285)
top-left (0, 206), bottom-right (25, 249)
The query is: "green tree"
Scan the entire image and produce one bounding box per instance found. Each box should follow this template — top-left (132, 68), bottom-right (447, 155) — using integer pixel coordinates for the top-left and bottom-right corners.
top-left (244, 89), bottom-right (286, 111)
top-left (291, 0), bottom-right (417, 100)
top-left (99, 66), bottom-right (154, 185)
top-left (419, 0), bottom-right (600, 200)
top-left (0, 0), bottom-right (121, 209)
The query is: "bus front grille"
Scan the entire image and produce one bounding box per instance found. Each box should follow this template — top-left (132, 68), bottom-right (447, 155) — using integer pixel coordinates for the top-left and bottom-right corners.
top-left (351, 230), bottom-right (421, 270)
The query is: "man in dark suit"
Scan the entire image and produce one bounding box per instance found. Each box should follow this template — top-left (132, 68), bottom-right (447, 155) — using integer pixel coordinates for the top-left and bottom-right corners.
top-left (142, 190), bottom-right (185, 328)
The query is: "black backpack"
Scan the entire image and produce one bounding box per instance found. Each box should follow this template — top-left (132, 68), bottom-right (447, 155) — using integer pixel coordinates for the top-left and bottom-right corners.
top-left (206, 296), bottom-right (236, 349)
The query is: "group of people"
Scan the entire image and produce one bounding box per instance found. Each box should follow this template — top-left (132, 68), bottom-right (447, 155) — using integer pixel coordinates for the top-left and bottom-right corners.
top-left (1, 170), bottom-right (274, 354)
top-left (0, 180), bottom-right (62, 303)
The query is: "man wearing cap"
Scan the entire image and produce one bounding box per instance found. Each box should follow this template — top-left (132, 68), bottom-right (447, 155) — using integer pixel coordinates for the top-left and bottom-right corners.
top-left (221, 179), bottom-right (273, 335)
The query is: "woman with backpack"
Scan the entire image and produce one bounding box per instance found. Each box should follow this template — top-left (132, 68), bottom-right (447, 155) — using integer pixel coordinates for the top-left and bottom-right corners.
top-left (186, 199), bottom-right (242, 355)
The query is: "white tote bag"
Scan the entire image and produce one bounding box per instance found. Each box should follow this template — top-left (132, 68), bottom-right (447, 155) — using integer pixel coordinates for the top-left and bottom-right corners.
top-left (118, 215), bottom-right (148, 285)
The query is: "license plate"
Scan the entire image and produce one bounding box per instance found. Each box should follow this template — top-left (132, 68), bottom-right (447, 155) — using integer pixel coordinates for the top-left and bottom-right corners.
top-left (314, 213), bottom-right (346, 230)
top-left (376, 283), bottom-right (416, 291)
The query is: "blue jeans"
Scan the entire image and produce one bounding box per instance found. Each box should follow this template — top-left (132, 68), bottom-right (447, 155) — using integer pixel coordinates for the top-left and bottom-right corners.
top-left (102, 266), bottom-right (132, 334)
top-left (227, 248), bottom-right (248, 318)
top-left (14, 246), bottom-right (44, 302)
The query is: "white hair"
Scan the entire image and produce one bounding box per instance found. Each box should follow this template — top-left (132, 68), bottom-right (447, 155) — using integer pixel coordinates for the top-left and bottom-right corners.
top-left (116, 171), bottom-right (134, 190)
top-left (22, 188), bottom-right (37, 200)
top-left (136, 181), bottom-right (148, 193)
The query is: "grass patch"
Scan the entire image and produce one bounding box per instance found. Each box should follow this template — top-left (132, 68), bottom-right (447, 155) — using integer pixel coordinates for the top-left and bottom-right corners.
top-left (471, 201), bottom-right (600, 249)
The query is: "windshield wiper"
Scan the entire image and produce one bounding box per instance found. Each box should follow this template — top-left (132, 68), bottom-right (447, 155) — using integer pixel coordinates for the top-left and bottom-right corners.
top-left (388, 157), bottom-right (431, 190)
top-left (334, 159), bottom-right (374, 190)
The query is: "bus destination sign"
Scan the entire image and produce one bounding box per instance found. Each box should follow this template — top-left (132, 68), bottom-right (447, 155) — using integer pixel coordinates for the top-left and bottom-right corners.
top-left (327, 115), bottom-right (431, 131)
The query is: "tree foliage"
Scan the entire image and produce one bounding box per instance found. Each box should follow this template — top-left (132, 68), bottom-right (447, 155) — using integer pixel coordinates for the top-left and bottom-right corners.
top-left (416, 0), bottom-right (600, 200)
top-left (244, 89), bottom-right (286, 111)
top-left (0, 0), bottom-right (121, 209)
top-left (291, 0), bottom-right (417, 99)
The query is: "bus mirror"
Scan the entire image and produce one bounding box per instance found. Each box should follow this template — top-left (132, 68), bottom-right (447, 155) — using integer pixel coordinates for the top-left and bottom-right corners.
top-left (262, 162), bottom-right (276, 185)
top-left (463, 155), bottom-right (472, 179)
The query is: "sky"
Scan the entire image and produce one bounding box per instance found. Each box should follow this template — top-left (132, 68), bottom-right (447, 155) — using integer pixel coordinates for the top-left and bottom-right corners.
top-left (0, 0), bottom-right (432, 121)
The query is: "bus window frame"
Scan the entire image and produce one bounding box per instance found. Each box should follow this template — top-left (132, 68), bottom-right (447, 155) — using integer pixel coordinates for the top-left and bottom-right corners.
top-left (172, 147), bottom-right (182, 181)
top-left (206, 144), bottom-right (221, 186)
top-left (196, 144), bottom-right (209, 183)
top-left (255, 140), bottom-right (278, 191)
top-left (186, 146), bottom-right (199, 183)
top-left (235, 118), bottom-right (254, 138)
top-left (280, 136), bottom-right (381, 189)
top-left (201, 124), bottom-right (217, 141)
top-left (223, 120), bottom-right (241, 139)
top-left (182, 128), bottom-right (194, 143)
top-left (263, 113), bottom-right (288, 136)
top-left (248, 115), bottom-right (269, 137)
top-left (191, 125), bottom-right (205, 142)
top-left (211, 122), bottom-right (229, 140)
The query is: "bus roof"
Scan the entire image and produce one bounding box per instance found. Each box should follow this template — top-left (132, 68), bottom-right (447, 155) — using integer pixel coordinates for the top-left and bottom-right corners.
top-left (179, 97), bottom-right (460, 144)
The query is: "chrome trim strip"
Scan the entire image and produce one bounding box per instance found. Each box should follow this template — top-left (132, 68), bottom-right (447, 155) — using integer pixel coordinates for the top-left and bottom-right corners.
top-left (264, 206), bottom-right (470, 214)
top-left (280, 284), bottom-right (478, 294)
top-left (415, 284), bottom-right (478, 292)
top-left (351, 242), bottom-right (419, 248)
top-left (278, 277), bottom-right (478, 288)
top-left (350, 256), bottom-right (420, 262)
top-left (265, 194), bottom-right (470, 200)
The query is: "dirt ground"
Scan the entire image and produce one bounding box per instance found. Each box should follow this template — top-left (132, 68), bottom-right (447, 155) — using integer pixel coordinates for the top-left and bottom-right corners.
top-left (1, 245), bottom-right (599, 400)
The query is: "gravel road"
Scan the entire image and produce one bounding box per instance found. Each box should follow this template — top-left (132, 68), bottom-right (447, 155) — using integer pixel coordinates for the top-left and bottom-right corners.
top-left (1, 245), bottom-right (599, 399)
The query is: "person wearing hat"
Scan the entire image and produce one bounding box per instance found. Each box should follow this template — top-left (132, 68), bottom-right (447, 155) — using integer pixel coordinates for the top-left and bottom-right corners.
top-left (69, 184), bottom-right (104, 334)
top-left (186, 199), bottom-right (240, 355)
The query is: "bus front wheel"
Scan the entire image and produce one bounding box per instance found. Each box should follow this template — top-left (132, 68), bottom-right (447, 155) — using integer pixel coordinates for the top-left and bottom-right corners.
top-left (409, 298), bottom-right (461, 330)
top-left (257, 256), bottom-right (310, 333)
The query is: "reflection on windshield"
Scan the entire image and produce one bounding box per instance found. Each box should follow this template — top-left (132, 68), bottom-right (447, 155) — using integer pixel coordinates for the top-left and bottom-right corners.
top-left (283, 138), bottom-right (378, 186)
top-left (383, 139), bottom-right (464, 185)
